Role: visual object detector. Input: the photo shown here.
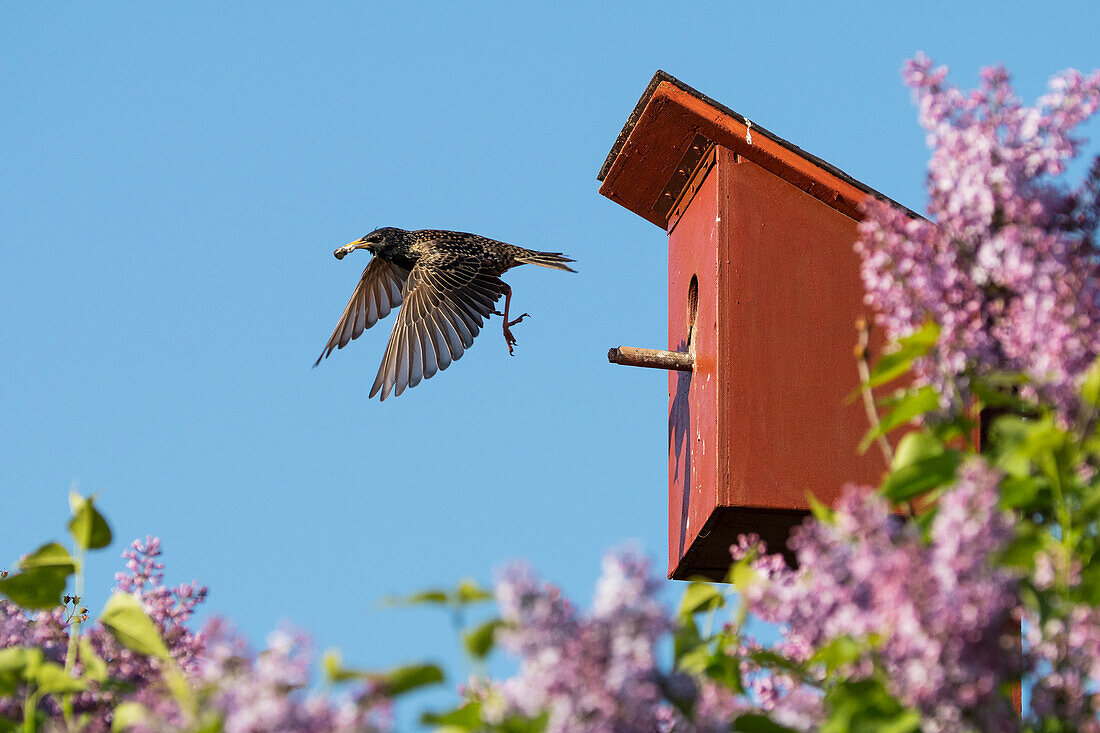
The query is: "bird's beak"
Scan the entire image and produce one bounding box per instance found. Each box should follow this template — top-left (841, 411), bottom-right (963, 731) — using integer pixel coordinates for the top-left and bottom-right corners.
top-left (333, 238), bottom-right (364, 260)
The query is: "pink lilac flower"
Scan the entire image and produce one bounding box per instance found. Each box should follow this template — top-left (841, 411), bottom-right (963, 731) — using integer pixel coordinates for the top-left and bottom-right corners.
top-left (1025, 603), bottom-right (1100, 731)
top-left (115, 537), bottom-right (208, 674)
top-left (739, 462), bottom-right (1022, 732)
top-left (178, 622), bottom-right (392, 733)
top-left (495, 549), bottom-right (670, 732)
top-left (856, 55), bottom-right (1100, 418)
top-left (1, 539), bottom-right (392, 732)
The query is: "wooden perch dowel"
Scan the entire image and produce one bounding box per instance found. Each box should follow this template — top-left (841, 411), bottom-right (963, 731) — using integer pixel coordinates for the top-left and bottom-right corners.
top-left (607, 346), bottom-right (694, 372)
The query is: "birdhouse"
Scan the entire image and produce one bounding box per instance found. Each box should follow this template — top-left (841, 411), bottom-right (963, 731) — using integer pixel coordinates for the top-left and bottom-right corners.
top-left (602, 72), bottom-right (912, 581)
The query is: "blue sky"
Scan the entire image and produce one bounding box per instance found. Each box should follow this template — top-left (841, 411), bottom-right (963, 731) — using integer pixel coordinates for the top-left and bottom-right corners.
top-left (2, 0), bottom-right (1098, 722)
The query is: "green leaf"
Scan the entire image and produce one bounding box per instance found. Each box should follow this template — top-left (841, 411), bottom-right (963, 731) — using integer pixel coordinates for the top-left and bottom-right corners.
top-left (421, 701), bottom-right (482, 729)
top-left (381, 589), bottom-right (449, 607)
top-left (19, 543), bottom-right (77, 574)
top-left (970, 374), bottom-right (1032, 410)
top-left (1081, 358), bottom-right (1100, 408)
top-left (733, 713), bottom-right (800, 733)
top-left (0, 542), bottom-right (78, 610)
top-left (68, 493), bottom-right (113, 551)
top-left (729, 561), bottom-right (760, 593)
top-left (900, 319), bottom-right (940, 349)
top-left (677, 643), bottom-right (713, 675)
top-left (929, 414), bottom-right (974, 446)
top-left (79, 639), bottom-right (108, 683)
top-left (865, 320), bottom-right (940, 389)
top-left (881, 451), bottom-right (960, 502)
top-left (110, 701), bottom-right (148, 732)
top-left (1079, 560), bottom-right (1100, 606)
top-left (163, 667), bottom-right (195, 714)
top-left (810, 636), bottom-right (863, 675)
top-left (99, 592), bottom-right (171, 661)
top-left (498, 712), bottom-right (549, 733)
top-left (323, 654), bottom-right (443, 696)
top-left (704, 651), bottom-right (743, 692)
top-left (822, 678), bottom-right (921, 733)
top-left (673, 616), bottom-right (705, 667)
top-left (0, 541), bottom-right (79, 609)
top-left (33, 661), bottom-right (86, 694)
top-left (881, 431), bottom-right (960, 501)
top-left (859, 386), bottom-right (939, 453)
top-left (0, 647), bottom-right (42, 695)
top-left (1001, 526), bottom-right (1047, 571)
top-left (806, 492), bottom-right (834, 523)
top-left (455, 579), bottom-right (493, 604)
top-left (891, 431), bottom-right (942, 470)
top-left (999, 475), bottom-right (1041, 510)
top-left (879, 386), bottom-right (939, 433)
top-left (322, 650), bottom-right (362, 683)
top-left (193, 713), bottom-right (226, 733)
top-left (378, 663), bottom-right (444, 697)
top-left (383, 579), bottom-right (493, 609)
top-left (988, 415), bottom-right (1048, 477)
top-left (0, 567), bottom-right (70, 610)
top-left (746, 648), bottom-right (802, 673)
top-left (462, 618), bottom-right (503, 660)
top-left (678, 581), bottom-right (725, 617)
top-left (1080, 480), bottom-right (1100, 517)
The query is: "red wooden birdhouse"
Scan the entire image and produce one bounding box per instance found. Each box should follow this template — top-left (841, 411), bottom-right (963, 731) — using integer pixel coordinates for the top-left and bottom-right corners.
top-left (602, 72), bottom-right (914, 581)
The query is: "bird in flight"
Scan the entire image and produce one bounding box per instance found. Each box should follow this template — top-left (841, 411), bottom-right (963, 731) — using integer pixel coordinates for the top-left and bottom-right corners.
top-left (314, 227), bottom-right (576, 400)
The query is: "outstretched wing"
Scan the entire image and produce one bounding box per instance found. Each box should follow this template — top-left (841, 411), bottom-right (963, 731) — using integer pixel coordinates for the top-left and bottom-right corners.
top-left (370, 252), bottom-right (506, 400)
top-left (314, 257), bottom-right (409, 367)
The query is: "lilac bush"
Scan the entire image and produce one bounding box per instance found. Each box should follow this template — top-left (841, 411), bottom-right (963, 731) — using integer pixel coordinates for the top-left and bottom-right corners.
top-left (856, 54), bottom-right (1100, 417)
top-left (733, 464), bottom-right (1022, 732)
top-left (0, 528), bottom-right (395, 732)
top-left (491, 552), bottom-right (668, 731)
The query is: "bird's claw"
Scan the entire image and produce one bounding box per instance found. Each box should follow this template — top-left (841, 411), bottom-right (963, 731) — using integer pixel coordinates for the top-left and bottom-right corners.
top-left (502, 314), bottom-right (530, 356)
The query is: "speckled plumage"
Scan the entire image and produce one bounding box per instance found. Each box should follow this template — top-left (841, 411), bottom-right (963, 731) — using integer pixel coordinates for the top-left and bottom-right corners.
top-left (315, 227), bottom-right (575, 400)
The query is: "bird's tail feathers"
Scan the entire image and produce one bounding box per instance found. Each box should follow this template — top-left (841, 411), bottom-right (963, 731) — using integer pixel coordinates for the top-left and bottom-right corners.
top-left (515, 249), bottom-right (577, 273)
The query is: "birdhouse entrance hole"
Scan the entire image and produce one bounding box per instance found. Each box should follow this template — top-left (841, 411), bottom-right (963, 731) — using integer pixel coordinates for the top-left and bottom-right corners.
top-left (686, 275), bottom-right (699, 354)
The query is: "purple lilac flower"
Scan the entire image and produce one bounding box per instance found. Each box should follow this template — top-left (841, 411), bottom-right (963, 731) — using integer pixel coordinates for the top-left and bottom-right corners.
top-left (856, 55), bottom-right (1100, 418)
top-left (1025, 604), bottom-right (1100, 731)
top-left (177, 622), bottom-right (392, 733)
top-left (495, 549), bottom-right (669, 732)
top-left (115, 537), bottom-right (208, 674)
top-left (1, 539), bottom-right (393, 732)
top-left (740, 462), bottom-right (1022, 732)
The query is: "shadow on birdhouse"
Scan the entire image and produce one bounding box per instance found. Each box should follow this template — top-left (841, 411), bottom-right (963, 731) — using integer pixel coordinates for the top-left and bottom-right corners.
top-left (602, 71), bottom-right (916, 581)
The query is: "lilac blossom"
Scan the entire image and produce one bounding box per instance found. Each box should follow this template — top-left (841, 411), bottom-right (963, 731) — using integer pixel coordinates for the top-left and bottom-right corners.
top-left (740, 462), bottom-right (1022, 732)
top-left (856, 55), bottom-right (1100, 416)
top-left (164, 622), bottom-right (392, 733)
top-left (1025, 604), bottom-right (1100, 732)
top-left (115, 536), bottom-right (208, 674)
top-left (495, 549), bottom-right (669, 732)
top-left (0, 539), bottom-right (392, 732)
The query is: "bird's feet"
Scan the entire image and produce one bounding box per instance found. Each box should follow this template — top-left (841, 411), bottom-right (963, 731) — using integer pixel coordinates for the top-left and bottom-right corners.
top-left (497, 312), bottom-right (530, 356)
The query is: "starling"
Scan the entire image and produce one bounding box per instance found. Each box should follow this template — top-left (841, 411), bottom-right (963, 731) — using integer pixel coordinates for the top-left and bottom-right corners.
top-left (314, 227), bottom-right (576, 400)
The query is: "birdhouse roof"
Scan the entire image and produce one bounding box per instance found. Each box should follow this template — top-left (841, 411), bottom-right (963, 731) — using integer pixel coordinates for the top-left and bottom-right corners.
top-left (598, 70), bottom-right (917, 228)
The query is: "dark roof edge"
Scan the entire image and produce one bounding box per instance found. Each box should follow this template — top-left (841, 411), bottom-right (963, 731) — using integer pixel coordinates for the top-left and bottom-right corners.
top-left (597, 70), bottom-right (919, 218)
top-left (596, 71), bottom-right (679, 182)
